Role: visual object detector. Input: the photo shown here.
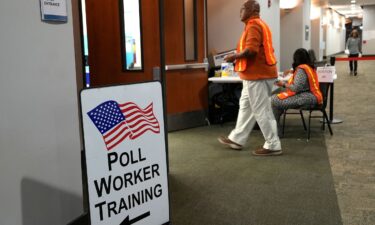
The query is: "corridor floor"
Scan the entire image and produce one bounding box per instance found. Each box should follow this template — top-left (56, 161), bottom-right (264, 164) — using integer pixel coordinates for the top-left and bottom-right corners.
top-left (167, 57), bottom-right (375, 225)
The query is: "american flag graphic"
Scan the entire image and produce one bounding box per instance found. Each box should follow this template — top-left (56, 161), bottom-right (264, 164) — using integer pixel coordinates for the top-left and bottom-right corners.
top-left (87, 100), bottom-right (160, 151)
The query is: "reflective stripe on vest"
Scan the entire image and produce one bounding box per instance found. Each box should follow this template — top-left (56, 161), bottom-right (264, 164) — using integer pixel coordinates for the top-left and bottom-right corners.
top-left (277, 65), bottom-right (323, 105)
top-left (235, 18), bottom-right (277, 72)
top-left (253, 19), bottom-right (277, 65)
top-left (235, 26), bottom-right (250, 72)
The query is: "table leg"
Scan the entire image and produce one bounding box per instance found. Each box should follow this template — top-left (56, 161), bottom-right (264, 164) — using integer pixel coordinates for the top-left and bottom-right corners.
top-left (328, 82), bottom-right (343, 124)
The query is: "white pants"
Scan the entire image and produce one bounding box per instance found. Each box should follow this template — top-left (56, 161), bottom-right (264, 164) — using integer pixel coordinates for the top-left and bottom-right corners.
top-left (228, 79), bottom-right (281, 150)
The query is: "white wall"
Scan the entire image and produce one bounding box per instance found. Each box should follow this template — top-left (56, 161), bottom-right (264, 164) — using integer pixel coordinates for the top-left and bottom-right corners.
top-left (311, 18), bottom-right (323, 61)
top-left (326, 27), bottom-right (346, 56)
top-left (280, 0), bottom-right (314, 70)
top-left (362, 5), bottom-right (375, 55)
top-left (323, 9), bottom-right (346, 56)
top-left (302, 0), bottom-right (311, 49)
top-left (207, 0), bottom-right (280, 69)
top-left (258, 0), bottom-right (281, 70)
top-left (280, 1), bottom-right (304, 71)
top-left (0, 1), bottom-right (83, 224)
top-left (352, 18), bottom-right (362, 27)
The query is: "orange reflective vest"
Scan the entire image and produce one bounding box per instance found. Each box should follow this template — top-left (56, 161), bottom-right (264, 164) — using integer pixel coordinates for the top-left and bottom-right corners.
top-left (235, 18), bottom-right (277, 72)
top-left (277, 64), bottom-right (323, 105)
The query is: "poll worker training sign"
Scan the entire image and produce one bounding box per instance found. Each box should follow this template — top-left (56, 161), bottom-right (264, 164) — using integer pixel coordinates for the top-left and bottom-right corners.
top-left (81, 82), bottom-right (169, 225)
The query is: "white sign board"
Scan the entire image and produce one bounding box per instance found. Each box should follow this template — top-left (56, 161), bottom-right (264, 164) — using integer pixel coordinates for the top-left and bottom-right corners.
top-left (317, 66), bottom-right (335, 83)
top-left (213, 50), bottom-right (236, 67)
top-left (81, 82), bottom-right (169, 225)
top-left (40, 0), bottom-right (68, 22)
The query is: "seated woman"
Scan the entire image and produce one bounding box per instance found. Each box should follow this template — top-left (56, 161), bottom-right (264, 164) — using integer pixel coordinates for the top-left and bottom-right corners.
top-left (271, 48), bottom-right (323, 128)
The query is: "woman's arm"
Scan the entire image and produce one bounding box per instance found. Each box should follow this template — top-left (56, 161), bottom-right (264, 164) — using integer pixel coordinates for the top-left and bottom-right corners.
top-left (346, 38), bottom-right (350, 49)
top-left (287, 68), bottom-right (310, 93)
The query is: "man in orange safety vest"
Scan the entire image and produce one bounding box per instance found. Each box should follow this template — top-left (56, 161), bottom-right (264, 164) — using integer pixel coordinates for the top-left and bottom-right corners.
top-left (218, 0), bottom-right (282, 156)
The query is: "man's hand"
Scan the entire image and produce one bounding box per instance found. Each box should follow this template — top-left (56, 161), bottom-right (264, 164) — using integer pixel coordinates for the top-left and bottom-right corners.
top-left (224, 54), bottom-right (237, 63)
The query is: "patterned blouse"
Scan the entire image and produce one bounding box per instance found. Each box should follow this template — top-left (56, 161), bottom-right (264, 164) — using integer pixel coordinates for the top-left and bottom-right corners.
top-left (271, 68), bottom-right (318, 110)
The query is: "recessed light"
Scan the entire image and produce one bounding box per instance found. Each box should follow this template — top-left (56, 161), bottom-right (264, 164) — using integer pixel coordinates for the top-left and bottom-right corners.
top-left (351, 0), bottom-right (356, 3)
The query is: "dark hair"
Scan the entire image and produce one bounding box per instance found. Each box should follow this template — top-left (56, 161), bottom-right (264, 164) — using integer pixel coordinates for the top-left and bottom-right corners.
top-left (350, 29), bottom-right (359, 38)
top-left (244, 0), bottom-right (260, 14)
top-left (292, 48), bottom-right (314, 71)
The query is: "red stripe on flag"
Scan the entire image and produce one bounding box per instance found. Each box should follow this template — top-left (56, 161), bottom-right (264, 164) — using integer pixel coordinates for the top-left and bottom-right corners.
top-left (104, 122), bottom-right (128, 143)
top-left (101, 102), bottom-right (160, 150)
top-left (103, 121), bottom-right (126, 139)
top-left (130, 120), bottom-right (160, 132)
top-left (131, 127), bottom-right (160, 140)
top-left (124, 109), bottom-right (154, 124)
top-left (106, 131), bottom-right (132, 151)
top-left (103, 122), bottom-right (132, 151)
top-left (121, 102), bottom-right (160, 139)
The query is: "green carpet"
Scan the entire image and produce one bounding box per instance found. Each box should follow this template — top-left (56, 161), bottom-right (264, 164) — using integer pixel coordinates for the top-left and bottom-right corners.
top-left (168, 122), bottom-right (342, 225)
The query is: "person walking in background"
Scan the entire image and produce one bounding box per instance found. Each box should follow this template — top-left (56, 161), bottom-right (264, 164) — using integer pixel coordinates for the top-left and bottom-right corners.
top-left (272, 48), bottom-right (323, 134)
top-left (346, 29), bottom-right (361, 76)
top-left (217, 0), bottom-right (282, 156)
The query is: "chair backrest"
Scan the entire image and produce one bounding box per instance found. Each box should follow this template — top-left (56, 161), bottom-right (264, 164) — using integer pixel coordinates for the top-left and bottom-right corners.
top-left (319, 82), bottom-right (331, 109)
top-left (308, 49), bottom-right (317, 65)
top-left (330, 56), bottom-right (336, 66)
top-left (308, 49), bottom-right (327, 67)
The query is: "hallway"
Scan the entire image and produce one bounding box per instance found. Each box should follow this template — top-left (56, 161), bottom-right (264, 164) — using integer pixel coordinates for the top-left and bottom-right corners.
top-left (327, 56), bottom-right (375, 224)
top-left (167, 58), bottom-right (375, 225)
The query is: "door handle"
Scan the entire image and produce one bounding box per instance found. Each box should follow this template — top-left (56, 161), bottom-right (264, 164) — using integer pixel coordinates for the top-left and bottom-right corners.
top-left (165, 63), bottom-right (208, 71)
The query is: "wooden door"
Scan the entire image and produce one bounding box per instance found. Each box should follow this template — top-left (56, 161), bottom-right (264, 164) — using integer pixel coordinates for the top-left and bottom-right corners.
top-left (83, 0), bottom-right (208, 131)
top-left (164, 0), bottom-right (208, 131)
top-left (84, 0), bottom-right (160, 86)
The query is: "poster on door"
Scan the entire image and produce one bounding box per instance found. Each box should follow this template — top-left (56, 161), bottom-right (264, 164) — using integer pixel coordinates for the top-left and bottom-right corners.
top-left (80, 82), bottom-right (169, 225)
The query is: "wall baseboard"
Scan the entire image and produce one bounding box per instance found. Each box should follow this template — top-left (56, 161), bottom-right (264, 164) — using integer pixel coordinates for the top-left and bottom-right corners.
top-left (167, 110), bottom-right (208, 132)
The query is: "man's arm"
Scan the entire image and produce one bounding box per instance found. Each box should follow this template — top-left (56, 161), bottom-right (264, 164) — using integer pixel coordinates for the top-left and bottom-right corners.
top-left (224, 48), bottom-right (256, 62)
top-left (225, 24), bottom-right (261, 63)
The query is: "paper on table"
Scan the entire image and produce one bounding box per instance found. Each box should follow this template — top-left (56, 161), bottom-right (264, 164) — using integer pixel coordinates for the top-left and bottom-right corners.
top-left (278, 72), bottom-right (292, 82)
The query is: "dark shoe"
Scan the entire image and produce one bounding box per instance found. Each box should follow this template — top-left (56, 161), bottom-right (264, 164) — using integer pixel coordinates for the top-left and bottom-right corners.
top-left (252, 148), bottom-right (282, 156)
top-left (354, 71), bottom-right (357, 76)
top-left (217, 136), bottom-right (242, 150)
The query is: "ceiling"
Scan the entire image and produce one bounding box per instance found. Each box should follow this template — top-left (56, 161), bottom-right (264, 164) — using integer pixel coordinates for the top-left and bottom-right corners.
top-left (328, 0), bottom-right (375, 5)
top-left (326, 0), bottom-right (375, 18)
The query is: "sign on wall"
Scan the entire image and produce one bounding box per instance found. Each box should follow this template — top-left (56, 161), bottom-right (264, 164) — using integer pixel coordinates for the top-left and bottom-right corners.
top-left (40, 0), bottom-right (68, 22)
top-left (80, 82), bottom-right (169, 225)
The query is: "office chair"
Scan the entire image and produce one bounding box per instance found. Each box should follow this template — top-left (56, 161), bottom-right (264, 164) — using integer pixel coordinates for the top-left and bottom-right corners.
top-left (300, 82), bottom-right (333, 140)
top-left (281, 108), bottom-right (307, 138)
top-left (308, 49), bottom-right (327, 67)
top-left (281, 82), bottom-right (333, 140)
top-left (308, 49), bottom-right (317, 65)
top-left (280, 49), bottom-right (323, 137)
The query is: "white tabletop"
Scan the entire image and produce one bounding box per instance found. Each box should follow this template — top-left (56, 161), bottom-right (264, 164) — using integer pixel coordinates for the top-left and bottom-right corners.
top-left (208, 76), bottom-right (241, 83)
top-left (209, 72), bottom-right (337, 84)
top-left (209, 72), bottom-right (291, 83)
